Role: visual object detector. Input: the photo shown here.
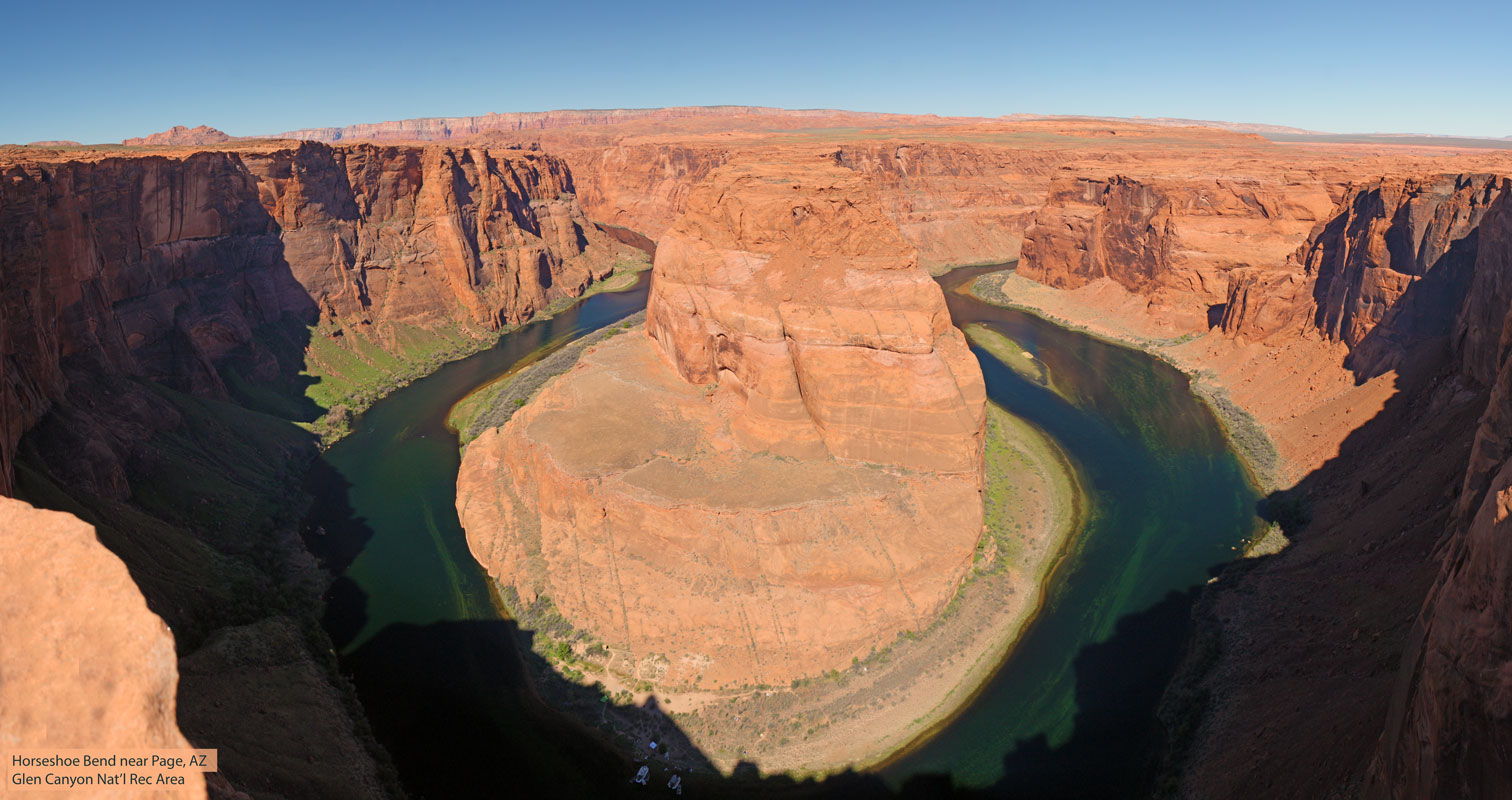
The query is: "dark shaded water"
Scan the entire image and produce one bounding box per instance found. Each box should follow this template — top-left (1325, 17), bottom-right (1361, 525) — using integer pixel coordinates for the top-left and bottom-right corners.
top-left (308, 265), bottom-right (1260, 798)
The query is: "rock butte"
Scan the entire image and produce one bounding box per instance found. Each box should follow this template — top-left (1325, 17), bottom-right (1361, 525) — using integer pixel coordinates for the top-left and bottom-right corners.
top-left (458, 162), bottom-right (986, 688)
top-left (123, 125), bottom-right (232, 147)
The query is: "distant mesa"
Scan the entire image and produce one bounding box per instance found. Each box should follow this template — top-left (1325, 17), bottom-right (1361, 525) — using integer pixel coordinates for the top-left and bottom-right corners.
top-left (123, 124), bottom-right (232, 146)
top-left (24, 139), bottom-right (82, 147)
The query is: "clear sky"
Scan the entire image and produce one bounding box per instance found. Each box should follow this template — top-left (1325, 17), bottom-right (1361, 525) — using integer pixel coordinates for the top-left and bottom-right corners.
top-left (5, 0), bottom-right (1508, 144)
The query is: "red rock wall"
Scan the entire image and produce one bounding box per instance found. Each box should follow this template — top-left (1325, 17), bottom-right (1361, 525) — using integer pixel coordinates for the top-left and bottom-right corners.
top-left (1020, 174), bottom-right (1337, 329)
top-left (0, 144), bottom-right (620, 495)
top-left (1370, 183), bottom-right (1512, 798)
top-left (832, 143), bottom-right (1060, 270)
top-left (1220, 175), bottom-right (1504, 362)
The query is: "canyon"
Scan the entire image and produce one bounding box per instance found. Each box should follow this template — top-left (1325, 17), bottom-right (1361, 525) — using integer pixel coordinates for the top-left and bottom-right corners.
top-left (0, 138), bottom-right (633, 797)
top-left (5, 109), bottom-right (1512, 797)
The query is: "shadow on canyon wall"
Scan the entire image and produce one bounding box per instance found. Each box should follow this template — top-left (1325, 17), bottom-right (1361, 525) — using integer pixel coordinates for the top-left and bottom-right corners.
top-left (1156, 344), bottom-right (1484, 796)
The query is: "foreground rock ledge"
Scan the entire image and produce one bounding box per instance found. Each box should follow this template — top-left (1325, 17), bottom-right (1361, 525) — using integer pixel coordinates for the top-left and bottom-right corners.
top-left (0, 497), bottom-right (205, 799)
top-left (458, 162), bottom-right (986, 689)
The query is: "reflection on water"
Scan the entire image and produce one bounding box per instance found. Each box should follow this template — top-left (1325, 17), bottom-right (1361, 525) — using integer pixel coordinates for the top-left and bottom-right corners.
top-left (307, 265), bottom-right (1259, 798)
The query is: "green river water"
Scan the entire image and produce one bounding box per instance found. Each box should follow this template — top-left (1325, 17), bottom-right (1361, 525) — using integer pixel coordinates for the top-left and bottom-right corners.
top-left (306, 266), bottom-right (1261, 798)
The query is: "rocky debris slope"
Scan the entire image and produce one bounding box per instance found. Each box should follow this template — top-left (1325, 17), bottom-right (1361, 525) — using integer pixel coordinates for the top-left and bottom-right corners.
top-left (458, 161), bottom-right (986, 689)
top-left (123, 125), bottom-right (232, 147)
top-left (0, 496), bottom-right (205, 799)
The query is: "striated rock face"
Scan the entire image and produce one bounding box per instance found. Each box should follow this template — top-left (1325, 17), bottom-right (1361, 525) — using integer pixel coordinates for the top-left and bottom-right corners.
top-left (1303, 175), bottom-right (1504, 374)
top-left (1371, 182), bottom-right (1512, 798)
top-left (570, 143), bottom-right (732, 237)
top-left (123, 125), bottom-right (232, 147)
top-left (1217, 175), bottom-right (1506, 375)
top-left (1020, 174), bottom-right (1338, 328)
top-left (833, 143), bottom-right (1058, 270)
top-left (459, 162), bottom-right (986, 688)
top-left (0, 143), bottom-right (621, 495)
top-left (645, 163), bottom-right (987, 472)
top-left (0, 496), bottom-right (205, 799)
top-left (240, 142), bottom-right (619, 329)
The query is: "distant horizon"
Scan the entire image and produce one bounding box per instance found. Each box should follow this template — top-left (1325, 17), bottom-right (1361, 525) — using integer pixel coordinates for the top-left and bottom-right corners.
top-left (10, 104), bottom-right (1510, 146)
top-left (5, 0), bottom-right (1509, 144)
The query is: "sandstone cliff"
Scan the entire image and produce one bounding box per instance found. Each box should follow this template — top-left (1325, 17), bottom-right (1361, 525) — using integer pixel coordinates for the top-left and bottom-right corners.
top-left (1002, 163), bottom-right (1512, 798)
top-left (0, 142), bottom-right (623, 495)
top-left (833, 143), bottom-right (1058, 270)
top-left (0, 496), bottom-right (205, 799)
top-left (1225, 175), bottom-right (1505, 378)
top-left (1020, 173), bottom-right (1338, 329)
top-left (1134, 175), bottom-right (1512, 799)
top-left (1369, 180), bottom-right (1512, 799)
top-left (458, 162), bottom-right (986, 689)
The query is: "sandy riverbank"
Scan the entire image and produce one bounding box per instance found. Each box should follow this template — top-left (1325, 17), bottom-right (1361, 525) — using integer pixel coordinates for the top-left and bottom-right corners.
top-left (965, 270), bottom-right (1400, 494)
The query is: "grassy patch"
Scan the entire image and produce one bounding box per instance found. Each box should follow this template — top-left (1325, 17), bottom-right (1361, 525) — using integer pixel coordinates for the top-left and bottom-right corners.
top-left (963, 323), bottom-right (1076, 405)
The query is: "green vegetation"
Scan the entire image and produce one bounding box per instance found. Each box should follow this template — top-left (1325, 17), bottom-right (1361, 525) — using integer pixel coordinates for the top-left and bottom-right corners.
top-left (964, 323), bottom-right (1064, 400)
top-left (298, 318), bottom-right (503, 443)
top-left (1185, 374), bottom-right (1281, 491)
top-left (535, 257), bottom-right (651, 319)
top-left (1243, 522), bottom-right (1291, 558)
top-left (228, 256), bottom-right (652, 447)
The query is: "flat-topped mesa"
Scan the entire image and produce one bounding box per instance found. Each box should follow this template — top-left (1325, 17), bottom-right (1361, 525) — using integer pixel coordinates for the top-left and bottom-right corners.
top-left (458, 162), bottom-right (987, 689)
top-left (646, 162), bottom-right (987, 474)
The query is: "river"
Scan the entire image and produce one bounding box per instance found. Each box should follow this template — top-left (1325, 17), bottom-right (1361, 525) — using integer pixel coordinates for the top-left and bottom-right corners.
top-left (307, 265), bottom-right (1260, 798)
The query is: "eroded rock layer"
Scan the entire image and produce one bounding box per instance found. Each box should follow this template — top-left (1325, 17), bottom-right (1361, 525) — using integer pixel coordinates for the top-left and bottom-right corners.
top-left (459, 162), bottom-right (985, 688)
top-left (1020, 174), bottom-right (1338, 329)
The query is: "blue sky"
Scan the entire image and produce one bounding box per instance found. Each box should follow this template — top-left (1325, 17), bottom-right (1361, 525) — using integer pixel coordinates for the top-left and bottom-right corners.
top-left (4, 0), bottom-right (1508, 143)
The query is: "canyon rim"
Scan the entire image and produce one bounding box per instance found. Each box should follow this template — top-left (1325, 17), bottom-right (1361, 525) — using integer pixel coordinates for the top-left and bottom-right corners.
top-left (5, 15), bottom-right (1512, 796)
